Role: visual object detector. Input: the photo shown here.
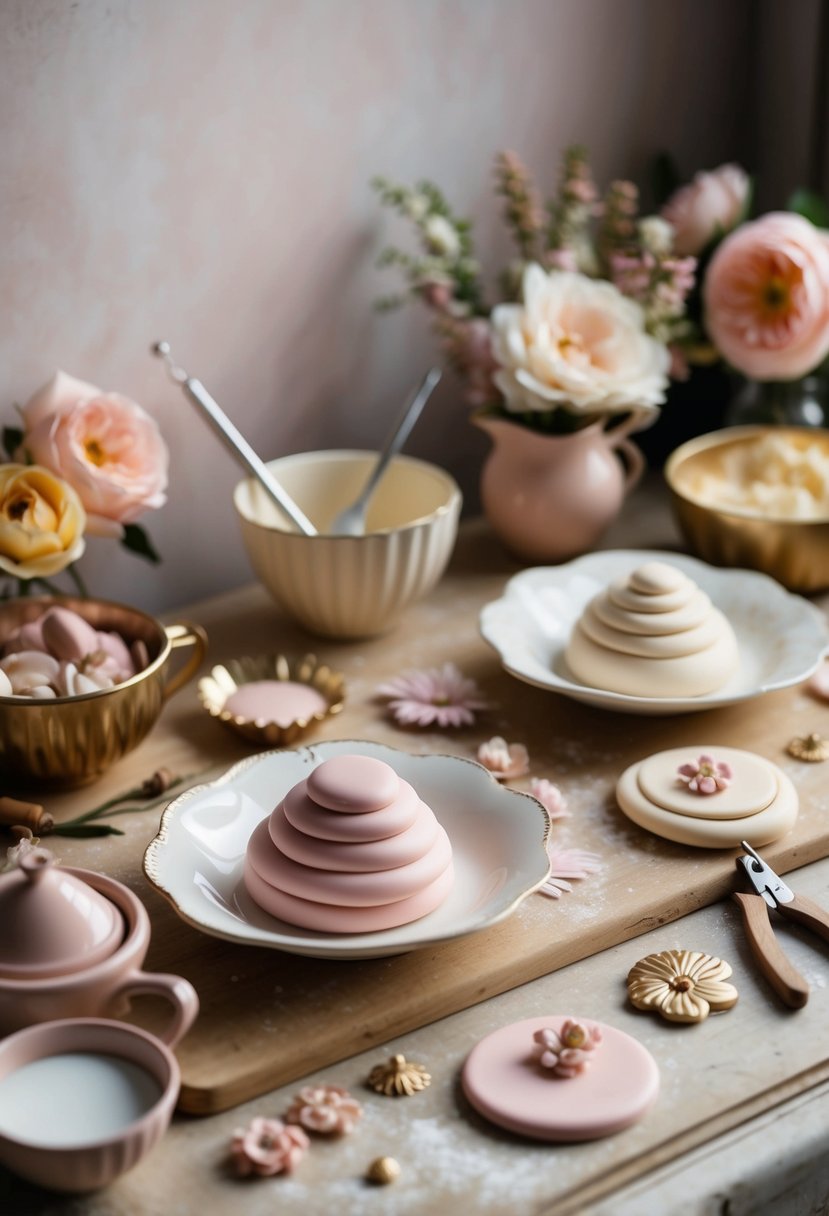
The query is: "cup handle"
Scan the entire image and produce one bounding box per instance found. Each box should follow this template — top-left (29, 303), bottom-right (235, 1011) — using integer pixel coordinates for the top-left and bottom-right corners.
top-left (162, 622), bottom-right (208, 701)
top-left (610, 434), bottom-right (646, 495)
top-left (108, 970), bottom-right (200, 1048)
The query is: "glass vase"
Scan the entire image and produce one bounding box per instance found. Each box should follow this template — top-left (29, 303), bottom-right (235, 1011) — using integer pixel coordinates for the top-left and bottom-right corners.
top-left (725, 375), bottom-right (828, 428)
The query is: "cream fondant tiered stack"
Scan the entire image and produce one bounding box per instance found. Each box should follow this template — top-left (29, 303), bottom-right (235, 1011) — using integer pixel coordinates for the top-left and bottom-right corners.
top-left (565, 561), bottom-right (739, 697)
top-left (244, 754), bottom-right (454, 932)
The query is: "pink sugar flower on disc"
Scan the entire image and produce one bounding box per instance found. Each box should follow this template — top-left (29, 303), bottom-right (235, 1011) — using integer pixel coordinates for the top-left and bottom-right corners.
top-left (540, 846), bottom-right (602, 899)
top-left (284, 1085), bottom-right (363, 1135)
top-left (376, 663), bottom-right (490, 728)
top-left (677, 754), bottom-right (732, 795)
top-left (230, 1116), bottom-right (309, 1177)
top-left (533, 1020), bottom-right (602, 1078)
top-left (530, 778), bottom-right (570, 820)
top-left (477, 736), bottom-right (529, 780)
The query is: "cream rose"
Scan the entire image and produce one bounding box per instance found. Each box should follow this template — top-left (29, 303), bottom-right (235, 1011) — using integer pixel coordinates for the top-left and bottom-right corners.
top-left (661, 164), bottom-right (749, 256)
top-left (0, 464), bottom-right (86, 579)
top-left (491, 264), bottom-right (669, 417)
top-left (704, 212), bottom-right (829, 379)
top-left (21, 371), bottom-right (169, 538)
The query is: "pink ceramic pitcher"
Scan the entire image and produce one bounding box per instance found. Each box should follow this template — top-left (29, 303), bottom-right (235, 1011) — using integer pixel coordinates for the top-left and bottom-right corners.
top-left (474, 414), bottom-right (645, 563)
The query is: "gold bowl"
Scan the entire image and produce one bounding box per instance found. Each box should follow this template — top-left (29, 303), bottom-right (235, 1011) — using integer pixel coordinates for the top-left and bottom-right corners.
top-left (198, 653), bottom-right (345, 747)
top-left (0, 597), bottom-right (207, 787)
top-left (665, 426), bottom-right (829, 593)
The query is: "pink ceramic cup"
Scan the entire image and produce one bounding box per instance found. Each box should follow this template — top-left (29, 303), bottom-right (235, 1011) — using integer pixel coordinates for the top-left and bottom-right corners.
top-left (0, 1018), bottom-right (179, 1191)
top-left (0, 868), bottom-right (198, 1042)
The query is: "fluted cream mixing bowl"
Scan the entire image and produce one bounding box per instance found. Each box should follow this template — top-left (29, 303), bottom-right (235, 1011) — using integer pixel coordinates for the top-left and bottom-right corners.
top-left (233, 451), bottom-right (462, 638)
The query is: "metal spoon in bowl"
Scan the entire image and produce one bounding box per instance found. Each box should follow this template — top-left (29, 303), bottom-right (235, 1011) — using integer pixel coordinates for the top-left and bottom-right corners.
top-left (151, 341), bottom-right (317, 536)
top-left (329, 367), bottom-right (442, 536)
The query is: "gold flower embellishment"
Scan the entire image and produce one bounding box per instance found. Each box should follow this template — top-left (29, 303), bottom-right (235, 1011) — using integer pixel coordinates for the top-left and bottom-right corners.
top-left (627, 949), bottom-right (739, 1024)
top-left (367, 1053), bottom-right (431, 1097)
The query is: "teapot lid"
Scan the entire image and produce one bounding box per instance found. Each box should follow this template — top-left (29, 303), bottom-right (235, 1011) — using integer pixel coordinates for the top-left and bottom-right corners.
top-left (0, 848), bottom-right (124, 979)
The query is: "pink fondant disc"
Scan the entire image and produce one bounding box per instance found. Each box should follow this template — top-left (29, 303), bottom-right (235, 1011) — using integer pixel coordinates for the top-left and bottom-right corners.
top-left (269, 801), bottom-right (439, 872)
top-left (224, 680), bottom-right (328, 727)
top-left (307, 755), bottom-right (399, 813)
top-left (243, 855), bottom-right (454, 932)
top-left (246, 818), bottom-right (452, 906)
top-left (462, 1016), bottom-right (659, 1142)
top-left (281, 778), bottom-right (419, 842)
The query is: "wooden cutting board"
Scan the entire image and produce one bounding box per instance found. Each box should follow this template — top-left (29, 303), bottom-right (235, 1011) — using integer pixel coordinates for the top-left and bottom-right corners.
top-left (27, 511), bottom-right (829, 1115)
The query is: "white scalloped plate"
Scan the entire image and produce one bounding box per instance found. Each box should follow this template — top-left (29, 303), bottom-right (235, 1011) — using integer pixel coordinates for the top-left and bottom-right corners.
top-left (480, 550), bottom-right (829, 716)
top-left (143, 740), bottom-right (550, 960)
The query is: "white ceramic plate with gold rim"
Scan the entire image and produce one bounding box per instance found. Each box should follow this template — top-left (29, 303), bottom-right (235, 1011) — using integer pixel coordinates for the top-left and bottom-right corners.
top-left (479, 550), bottom-right (829, 716)
top-left (143, 740), bottom-right (550, 960)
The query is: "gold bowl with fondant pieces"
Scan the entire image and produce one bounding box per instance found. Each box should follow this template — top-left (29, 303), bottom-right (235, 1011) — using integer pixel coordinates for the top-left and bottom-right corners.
top-left (666, 425), bottom-right (829, 593)
top-left (198, 653), bottom-right (345, 748)
top-left (0, 597), bottom-right (206, 787)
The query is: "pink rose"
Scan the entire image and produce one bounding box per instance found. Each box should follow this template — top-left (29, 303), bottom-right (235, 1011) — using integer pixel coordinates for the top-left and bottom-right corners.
top-left (661, 164), bottom-right (749, 256)
top-left (704, 212), bottom-right (829, 379)
top-left (21, 371), bottom-right (169, 537)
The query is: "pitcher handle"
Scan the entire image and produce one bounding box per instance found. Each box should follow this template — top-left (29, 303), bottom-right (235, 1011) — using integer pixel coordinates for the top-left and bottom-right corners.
top-left (610, 434), bottom-right (646, 495)
top-left (162, 622), bottom-right (208, 701)
top-left (108, 970), bottom-right (200, 1048)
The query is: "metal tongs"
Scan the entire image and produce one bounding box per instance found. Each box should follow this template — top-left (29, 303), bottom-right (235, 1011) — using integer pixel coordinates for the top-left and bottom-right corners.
top-left (735, 841), bottom-right (829, 1008)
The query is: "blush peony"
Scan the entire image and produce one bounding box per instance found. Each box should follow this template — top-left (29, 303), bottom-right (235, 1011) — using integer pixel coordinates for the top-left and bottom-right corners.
top-left (704, 212), bottom-right (829, 380)
top-left (21, 371), bottom-right (169, 537)
top-left (0, 464), bottom-right (86, 579)
top-left (661, 164), bottom-right (749, 256)
top-left (491, 264), bottom-right (669, 418)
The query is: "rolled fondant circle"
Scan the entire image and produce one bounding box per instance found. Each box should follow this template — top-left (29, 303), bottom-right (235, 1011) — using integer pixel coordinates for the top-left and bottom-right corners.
top-left (281, 779), bottom-right (419, 842)
top-left (243, 854), bottom-right (454, 932)
top-left (462, 1016), bottom-right (659, 1142)
top-left (637, 747), bottom-right (777, 821)
top-left (616, 758), bottom-right (798, 848)
top-left (269, 801), bottom-right (439, 872)
top-left (307, 754), bottom-right (399, 812)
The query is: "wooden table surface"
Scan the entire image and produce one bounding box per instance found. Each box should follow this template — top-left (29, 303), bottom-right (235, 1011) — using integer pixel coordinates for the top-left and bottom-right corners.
top-left (4, 483), bottom-right (829, 1215)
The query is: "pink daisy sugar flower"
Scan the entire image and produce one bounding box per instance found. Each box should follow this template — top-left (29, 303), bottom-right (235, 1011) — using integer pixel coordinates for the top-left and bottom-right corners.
top-left (530, 778), bottom-right (570, 820)
top-left (532, 1020), bottom-right (602, 1077)
top-left (677, 754), bottom-right (733, 796)
top-left (284, 1085), bottom-right (363, 1135)
top-left (376, 663), bottom-right (490, 728)
top-left (540, 846), bottom-right (602, 900)
top-left (230, 1116), bottom-right (309, 1177)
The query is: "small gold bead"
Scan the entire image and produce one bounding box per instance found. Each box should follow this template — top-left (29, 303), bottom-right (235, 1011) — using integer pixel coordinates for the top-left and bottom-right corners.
top-left (366, 1156), bottom-right (401, 1185)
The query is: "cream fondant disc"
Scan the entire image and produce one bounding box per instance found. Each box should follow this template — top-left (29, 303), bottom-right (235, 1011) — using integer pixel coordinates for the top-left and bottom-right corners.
top-left (581, 602), bottom-right (725, 658)
top-left (637, 747), bottom-right (778, 821)
top-left (462, 1016), bottom-right (659, 1142)
top-left (566, 622), bottom-right (739, 698)
top-left (593, 588), bottom-right (711, 635)
top-left (629, 561), bottom-right (687, 594)
top-left (616, 758), bottom-right (798, 848)
top-left (609, 577), bottom-right (693, 614)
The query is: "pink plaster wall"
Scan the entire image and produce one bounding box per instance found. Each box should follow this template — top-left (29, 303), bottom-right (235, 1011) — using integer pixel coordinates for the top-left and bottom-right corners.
top-left (1, 0), bottom-right (754, 611)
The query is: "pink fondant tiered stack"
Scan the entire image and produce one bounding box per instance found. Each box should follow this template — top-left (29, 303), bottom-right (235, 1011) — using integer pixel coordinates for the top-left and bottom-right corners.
top-left (244, 755), bottom-right (454, 932)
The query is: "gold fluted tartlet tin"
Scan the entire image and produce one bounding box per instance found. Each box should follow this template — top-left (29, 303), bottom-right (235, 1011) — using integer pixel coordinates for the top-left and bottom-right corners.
top-left (665, 426), bottom-right (829, 593)
top-left (0, 597), bottom-right (207, 788)
top-left (198, 653), bottom-right (345, 747)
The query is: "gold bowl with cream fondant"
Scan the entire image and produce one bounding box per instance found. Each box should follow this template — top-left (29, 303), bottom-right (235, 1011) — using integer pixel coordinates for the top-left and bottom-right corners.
top-left (233, 451), bottom-right (461, 639)
top-left (665, 426), bottom-right (829, 593)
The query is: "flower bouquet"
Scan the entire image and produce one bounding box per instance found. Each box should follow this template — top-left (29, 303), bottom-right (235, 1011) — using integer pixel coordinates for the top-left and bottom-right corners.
top-left (1, 371), bottom-right (168, 598)
top-left (372, 147), bottom-right (702, 436)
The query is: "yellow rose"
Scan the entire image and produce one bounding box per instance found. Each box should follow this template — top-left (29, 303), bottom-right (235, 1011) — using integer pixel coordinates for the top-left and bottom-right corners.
top-left (0, 464), bottom-right (86, 579)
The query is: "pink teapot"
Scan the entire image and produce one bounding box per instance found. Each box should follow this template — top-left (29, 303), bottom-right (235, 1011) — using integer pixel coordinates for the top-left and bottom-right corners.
top-left (0, 848), bottom-right (198, 1043)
